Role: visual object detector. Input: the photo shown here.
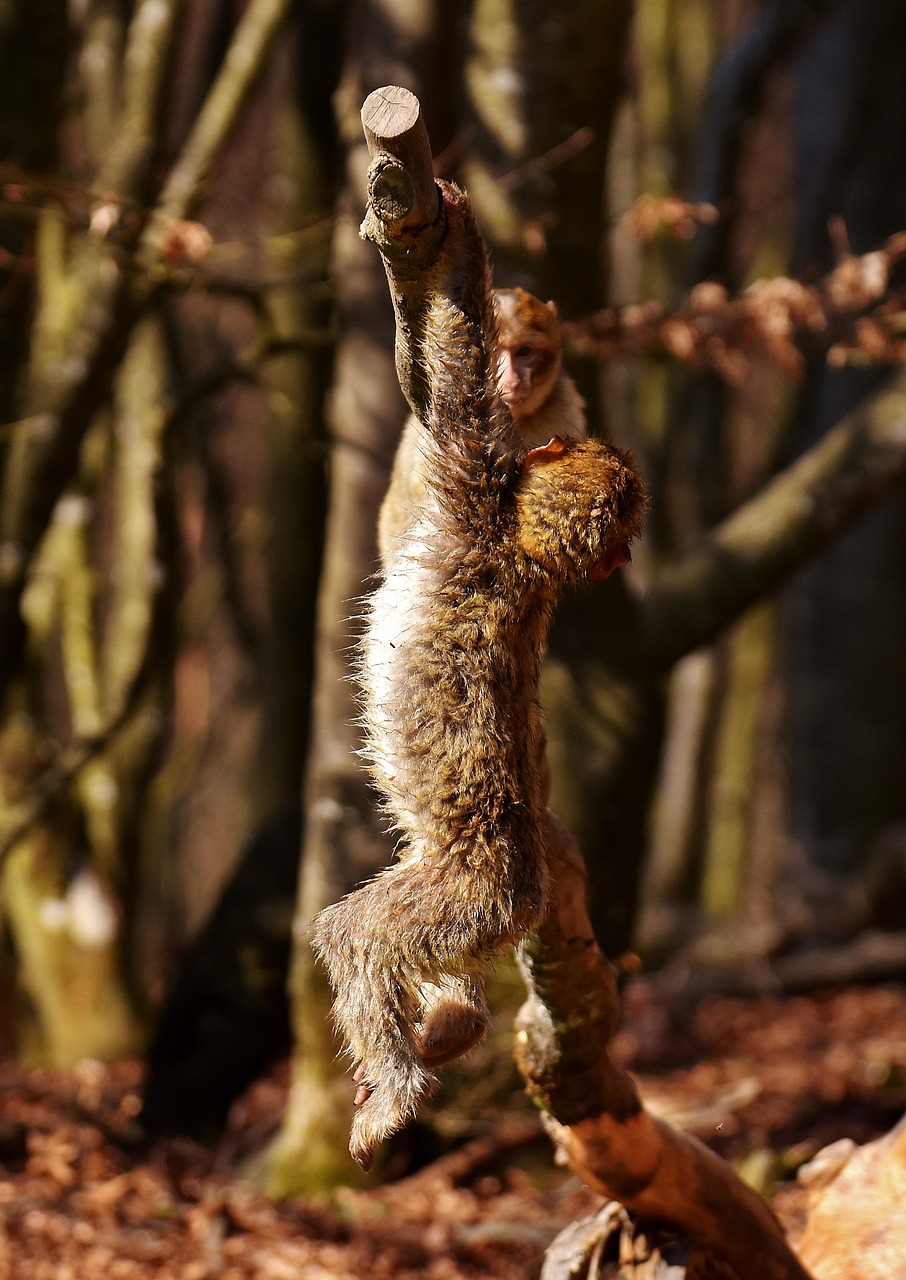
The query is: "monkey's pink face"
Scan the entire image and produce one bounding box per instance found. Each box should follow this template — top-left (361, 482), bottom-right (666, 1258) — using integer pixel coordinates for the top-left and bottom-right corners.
top-left (497, 344), bottom-right (560, 419)
top-left (513, 438), bottom-right (646, 585)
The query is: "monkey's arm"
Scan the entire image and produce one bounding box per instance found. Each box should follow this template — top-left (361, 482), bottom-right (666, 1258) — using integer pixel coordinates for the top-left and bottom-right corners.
top-left (359, 87), bottom-right (515, 498)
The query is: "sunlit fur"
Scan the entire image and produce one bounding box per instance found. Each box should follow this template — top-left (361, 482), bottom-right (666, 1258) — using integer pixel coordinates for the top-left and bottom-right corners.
top-left (312, 183), bottom-right (645, 1170)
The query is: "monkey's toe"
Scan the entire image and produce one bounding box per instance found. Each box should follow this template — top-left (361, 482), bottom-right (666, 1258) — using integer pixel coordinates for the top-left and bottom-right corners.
top-left (352, 1062), bottom-right (373, 1106)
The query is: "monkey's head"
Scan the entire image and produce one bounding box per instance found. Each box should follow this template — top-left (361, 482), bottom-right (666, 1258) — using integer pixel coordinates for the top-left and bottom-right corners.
top-left (494, 287), bottom-right (562, 419)
top-left (513, 437), bottom-right (646, 586)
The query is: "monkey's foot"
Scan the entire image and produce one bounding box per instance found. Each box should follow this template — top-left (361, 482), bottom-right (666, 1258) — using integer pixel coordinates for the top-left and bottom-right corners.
top-left (414, 975), bottom-right (490, 1067)
top-left (348, 1067), bottom-right (433, 1171)
top-left (415, 998), bottom-right (489, 1067)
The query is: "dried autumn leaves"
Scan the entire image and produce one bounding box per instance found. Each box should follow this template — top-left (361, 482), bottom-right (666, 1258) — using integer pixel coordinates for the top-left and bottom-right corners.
top-left (570, 199), bottom-right (906, 384)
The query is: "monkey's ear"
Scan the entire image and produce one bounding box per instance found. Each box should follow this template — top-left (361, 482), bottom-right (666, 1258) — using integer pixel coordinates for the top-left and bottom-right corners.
top-left (522, 436), bottom-right (568, 469)
top-left (545, 299), bottom-right (558, 318)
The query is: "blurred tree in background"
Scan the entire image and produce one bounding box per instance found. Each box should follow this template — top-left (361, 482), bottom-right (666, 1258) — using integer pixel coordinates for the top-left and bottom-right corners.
top-left (1, 0), bottom-right (906, 1195)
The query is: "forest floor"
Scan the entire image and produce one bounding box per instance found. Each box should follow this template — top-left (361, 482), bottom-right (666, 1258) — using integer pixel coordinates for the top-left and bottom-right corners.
top-left (2, 980), bottom-right (906, 1280)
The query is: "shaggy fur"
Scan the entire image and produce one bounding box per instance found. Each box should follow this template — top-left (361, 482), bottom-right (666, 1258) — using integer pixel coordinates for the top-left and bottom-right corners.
top-left (312, 182), bottom-right (645, 1170)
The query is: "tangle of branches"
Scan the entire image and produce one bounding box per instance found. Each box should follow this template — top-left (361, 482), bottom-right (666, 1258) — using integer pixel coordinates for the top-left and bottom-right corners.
top-left (569, 199), bottom-right (906, 383)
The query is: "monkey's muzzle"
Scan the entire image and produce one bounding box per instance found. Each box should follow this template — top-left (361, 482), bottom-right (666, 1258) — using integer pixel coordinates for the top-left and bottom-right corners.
top-left (588, 543), bottom-right (631, 580)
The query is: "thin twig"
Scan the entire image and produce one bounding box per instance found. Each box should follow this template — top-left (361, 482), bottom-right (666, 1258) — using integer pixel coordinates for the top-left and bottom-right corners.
top-left (139, 0), bottom-right (294, 268)
top-left (497, 127), bottom-right (596, 193)
top-left (643, 369), bottom-right (906, 667)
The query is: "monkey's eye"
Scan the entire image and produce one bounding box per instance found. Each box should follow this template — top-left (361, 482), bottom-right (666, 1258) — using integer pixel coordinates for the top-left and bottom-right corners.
top-left (514, 345), bottom-right (533, 360)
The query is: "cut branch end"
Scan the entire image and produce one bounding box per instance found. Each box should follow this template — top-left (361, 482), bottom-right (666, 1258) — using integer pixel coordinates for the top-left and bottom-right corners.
top-left (360, 86), bottom-right (440, 234)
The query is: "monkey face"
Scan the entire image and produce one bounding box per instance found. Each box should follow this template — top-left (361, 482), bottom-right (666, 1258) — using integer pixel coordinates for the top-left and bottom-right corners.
top-left (497, 344), bottom-right (557, 417)
top-left (513, 438), bottom-right (646, 585)
top-left (494, 287), bottom-right (562, 419)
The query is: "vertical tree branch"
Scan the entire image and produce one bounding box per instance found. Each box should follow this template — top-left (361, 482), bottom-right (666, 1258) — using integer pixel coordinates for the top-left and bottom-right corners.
top-left (517, 819), bottom-right (813, 1280)
top-left (98, 0), bottom-right (184, 196)
top-left (101, 318), bottom-right (168, 720)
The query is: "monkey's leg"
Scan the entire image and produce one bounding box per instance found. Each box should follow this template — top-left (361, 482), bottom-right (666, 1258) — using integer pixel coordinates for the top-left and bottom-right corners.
top-left (313, 852), bottom-right (534, 1169)
top-left (312, 889), bottom-right (435, 1169)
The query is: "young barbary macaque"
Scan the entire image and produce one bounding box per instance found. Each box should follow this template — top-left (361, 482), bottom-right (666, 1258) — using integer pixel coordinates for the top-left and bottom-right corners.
top-left (377, 285), bottom-right (587, 558)
top-left (312, 178), bottom-right (646, 1171)
top-left (372, 286), bottom-right (587, 1078)
top-left (494, 286), bottom-right (586, 445)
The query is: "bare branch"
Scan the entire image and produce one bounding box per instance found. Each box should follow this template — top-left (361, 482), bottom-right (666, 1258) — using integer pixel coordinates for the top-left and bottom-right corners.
top-left (358, 86), bottom-right (447, 418)
top-left (644, 370), bottom-right (906, 667)
top-left (360, 86), bottom-right (441, 232)
top-left (98, 0), bottom-right (183, 197)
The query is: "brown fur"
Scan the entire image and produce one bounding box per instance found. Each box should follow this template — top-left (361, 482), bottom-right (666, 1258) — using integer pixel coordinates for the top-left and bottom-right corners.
top-left (312, 182), bottom-right (645, 1170)
top-left (374, 288), bottom-right (588, 1073)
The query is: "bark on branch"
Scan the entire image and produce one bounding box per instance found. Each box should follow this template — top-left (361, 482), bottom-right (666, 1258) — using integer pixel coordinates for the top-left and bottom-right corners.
top-left (360, 86), bottom-right (442, 233)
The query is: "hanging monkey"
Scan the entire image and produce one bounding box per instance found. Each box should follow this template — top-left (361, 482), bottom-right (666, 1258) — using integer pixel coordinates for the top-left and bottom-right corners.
top-left (313, 178), bottom-right (645, 1171)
